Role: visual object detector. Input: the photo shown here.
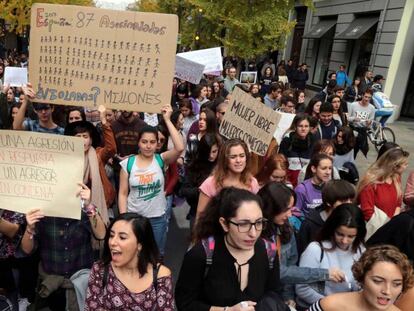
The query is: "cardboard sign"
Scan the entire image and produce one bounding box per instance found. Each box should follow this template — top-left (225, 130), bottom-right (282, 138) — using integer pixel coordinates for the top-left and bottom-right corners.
top-left (273, 112), bottom-right (296, 144)
top-left (4, 67), bottom-right (28, 87)
top-left (0, 130), bottom-right (84, 219)
top-left (219, 87), bottom-right (281, 156)
top-left (29, 3), bottom-right (178, 113)
top-left (174, 55), bottom-right (205, 84)
top-left (177, 47), bottom-right (223, 74)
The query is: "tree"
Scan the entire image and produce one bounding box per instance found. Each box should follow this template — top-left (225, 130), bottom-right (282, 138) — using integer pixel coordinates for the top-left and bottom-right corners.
top-left (0, 0), bottom-right (95, 35)
top-left (134, 0), bottom-right (313, 58)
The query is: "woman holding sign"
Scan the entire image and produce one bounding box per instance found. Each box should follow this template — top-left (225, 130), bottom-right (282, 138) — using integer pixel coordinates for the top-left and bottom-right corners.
top-left (118, 105), bottom-right (184, 256)
top-left (64, 105), bottom-right (117, 227)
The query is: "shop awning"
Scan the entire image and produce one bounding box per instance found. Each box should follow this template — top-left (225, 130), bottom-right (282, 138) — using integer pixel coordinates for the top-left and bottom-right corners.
top-left (302, 19), bottom-right (337, 39)
top-left (335, 16), bottom-right (379, 39)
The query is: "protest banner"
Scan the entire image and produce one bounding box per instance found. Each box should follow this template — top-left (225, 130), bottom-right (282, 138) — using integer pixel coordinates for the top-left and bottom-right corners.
top-left (29, 3), bottom-right (178, 113)
top-left (219, 87), bottom-right (281, 156)
top-left (4, 67), bottom-right (28, 87)
top-left (174, 55), bottom-right (205, 84)
top-left (0, 130), bottom-right (84, 219)
top-left (273, 112), bottom-right (296, 144)
top-left (177, 47), bottom-right (223, 74)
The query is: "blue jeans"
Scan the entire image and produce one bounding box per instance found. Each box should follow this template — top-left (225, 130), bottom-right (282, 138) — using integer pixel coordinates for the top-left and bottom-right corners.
top-left (149, 214), bottom-right (167, 257)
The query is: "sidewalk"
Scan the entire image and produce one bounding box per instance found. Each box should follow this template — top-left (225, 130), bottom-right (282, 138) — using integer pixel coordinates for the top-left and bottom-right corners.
top-left (354, 119), bottom-right (414, 186)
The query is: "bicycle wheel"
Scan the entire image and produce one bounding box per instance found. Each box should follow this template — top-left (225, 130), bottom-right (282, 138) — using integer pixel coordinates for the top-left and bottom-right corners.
top-left (382, 127), bottom-right (396, 144)
top-left (374, 127), bottom-right (396, 152)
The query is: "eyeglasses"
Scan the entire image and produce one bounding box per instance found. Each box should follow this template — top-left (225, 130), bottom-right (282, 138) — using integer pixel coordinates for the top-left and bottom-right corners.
top-left (228, 219), bottom-right (268, 233)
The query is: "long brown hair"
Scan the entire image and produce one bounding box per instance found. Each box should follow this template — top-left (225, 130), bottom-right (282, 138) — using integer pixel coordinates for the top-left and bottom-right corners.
top-left (213, 139), bottom-right (253, 189)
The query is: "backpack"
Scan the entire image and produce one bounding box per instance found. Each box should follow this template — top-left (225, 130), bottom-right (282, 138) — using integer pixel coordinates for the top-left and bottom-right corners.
top-left (338, 162), bottom-right (359, 185)
top-left (126, 154), bottom-right (164, 175)
top-left (201, 236), bottom-right (277, 278)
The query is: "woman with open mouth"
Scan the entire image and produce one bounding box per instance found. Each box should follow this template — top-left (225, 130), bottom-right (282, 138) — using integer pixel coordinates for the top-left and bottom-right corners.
top-left (308, 245), bottom-right (414, 311)
top-left (85, 213), bottom-right (174, 310)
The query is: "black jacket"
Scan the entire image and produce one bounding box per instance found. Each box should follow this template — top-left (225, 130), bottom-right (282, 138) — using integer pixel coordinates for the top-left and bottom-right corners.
top-left (367, 209), bottom-right (414, 263)
top-left (296, 205), bottom-right (325, 256)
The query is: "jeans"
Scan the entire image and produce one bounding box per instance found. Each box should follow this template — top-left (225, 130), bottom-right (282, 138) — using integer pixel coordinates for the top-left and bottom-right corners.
top-left (149, 214), bottom-right (167, 257)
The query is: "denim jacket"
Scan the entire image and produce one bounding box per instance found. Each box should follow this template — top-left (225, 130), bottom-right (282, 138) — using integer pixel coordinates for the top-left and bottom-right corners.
top-left (277, 232), bottom-right (329, 301)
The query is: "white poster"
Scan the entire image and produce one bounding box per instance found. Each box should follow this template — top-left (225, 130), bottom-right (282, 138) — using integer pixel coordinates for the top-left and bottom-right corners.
top-left (174, 55), bottom-right (205, 84)
top-left (177, 47), bottom-right (223, 74)
top-left (273, 112), bottom-right (296, 144)
top-left (4, 67), bottom-right (28, 87)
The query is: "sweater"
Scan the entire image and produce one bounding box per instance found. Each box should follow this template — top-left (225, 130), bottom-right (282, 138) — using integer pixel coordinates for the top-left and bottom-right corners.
top-left (296, 241), bottom-right (364, 308)
top-left (358, 181), bottom-right (402, 221)
top-left (295, 179), bottom-right (323, 217)
top-left (279, 132), bottom-right (314, 188)
top-left (175, 235), bottom-right (282, 311)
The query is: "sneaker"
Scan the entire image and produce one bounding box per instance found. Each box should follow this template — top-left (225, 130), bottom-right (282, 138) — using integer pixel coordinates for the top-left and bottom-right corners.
top-left (18, 298), bottom-right (30, 311)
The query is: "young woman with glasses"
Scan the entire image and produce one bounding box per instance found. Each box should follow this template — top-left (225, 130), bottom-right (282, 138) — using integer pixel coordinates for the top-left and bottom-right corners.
top-left (176, 187), bottom-right (284, 311)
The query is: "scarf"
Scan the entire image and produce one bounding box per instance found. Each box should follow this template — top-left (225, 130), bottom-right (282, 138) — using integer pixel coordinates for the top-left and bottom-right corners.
top-left (290, 132), bottom-right (311, 151)
top-left (335, 142), bottom-right (352, 155)
top-left (83, 147), bottom-right (108, 250)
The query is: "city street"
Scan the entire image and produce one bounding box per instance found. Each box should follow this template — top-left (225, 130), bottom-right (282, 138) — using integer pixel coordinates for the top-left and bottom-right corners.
top-left (165, 119), bottom-right (414, 282)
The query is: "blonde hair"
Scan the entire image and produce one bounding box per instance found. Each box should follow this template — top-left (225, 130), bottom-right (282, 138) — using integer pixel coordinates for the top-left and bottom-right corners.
top-left (357, 148), bottom-right (409, 199)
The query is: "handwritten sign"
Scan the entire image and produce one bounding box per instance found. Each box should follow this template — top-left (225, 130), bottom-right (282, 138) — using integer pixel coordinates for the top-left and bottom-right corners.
top-left (177, 47), bottom-right (223, 74)
top-left (29, 3), bottom-right (178, 113)
top-left (0, 130), bottom-right (84, 219)
top-left (4, 67), bottom-right (28, 87)
top-left (174, 55), bottom-right (205, 84)
top-left (219, 87), bottom-right (281, 156)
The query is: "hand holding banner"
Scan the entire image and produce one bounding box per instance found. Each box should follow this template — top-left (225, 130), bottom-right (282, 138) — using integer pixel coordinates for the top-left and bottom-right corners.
top-left (0, 130), bottom-right (84, 219)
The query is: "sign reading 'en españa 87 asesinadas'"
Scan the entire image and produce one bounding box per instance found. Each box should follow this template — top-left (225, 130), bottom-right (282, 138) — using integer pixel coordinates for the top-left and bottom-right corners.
top-left (219, 87), bottom-right (281, 156)
top-left (0, 130), bottom-right (84, 220)
top-left (29, 3), bottom-right (178, 113)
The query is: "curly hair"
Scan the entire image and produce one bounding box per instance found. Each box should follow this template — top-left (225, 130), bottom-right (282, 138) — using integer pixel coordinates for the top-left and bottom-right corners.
top-left (352, 245), bottom-right (414, 293)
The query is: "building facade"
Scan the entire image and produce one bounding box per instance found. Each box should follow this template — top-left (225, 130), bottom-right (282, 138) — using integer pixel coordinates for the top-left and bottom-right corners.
top-left (285, 0), bottom-right (414, 121)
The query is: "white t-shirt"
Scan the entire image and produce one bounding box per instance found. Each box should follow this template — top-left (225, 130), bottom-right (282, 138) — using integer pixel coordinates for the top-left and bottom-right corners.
top-left (120, 155), bottom-right (166, 217)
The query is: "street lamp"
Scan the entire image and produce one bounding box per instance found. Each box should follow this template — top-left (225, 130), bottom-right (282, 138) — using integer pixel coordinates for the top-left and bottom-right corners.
top-left (195, 8), bottom-right (203, 49)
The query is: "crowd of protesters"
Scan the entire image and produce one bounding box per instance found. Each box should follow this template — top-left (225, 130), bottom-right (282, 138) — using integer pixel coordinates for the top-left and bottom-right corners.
top-left (1, 49), bottom-right (414, 311)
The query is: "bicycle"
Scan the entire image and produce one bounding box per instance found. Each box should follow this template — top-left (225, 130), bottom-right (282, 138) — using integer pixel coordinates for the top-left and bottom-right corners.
top-left (367, 120), bottom-right (396, 152)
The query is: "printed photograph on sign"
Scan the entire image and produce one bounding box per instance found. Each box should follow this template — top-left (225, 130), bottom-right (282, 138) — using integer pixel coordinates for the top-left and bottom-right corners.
top-left (240, 71), bottom-right (257, 84)
top-left (29, 3), bottom-right (178, 113)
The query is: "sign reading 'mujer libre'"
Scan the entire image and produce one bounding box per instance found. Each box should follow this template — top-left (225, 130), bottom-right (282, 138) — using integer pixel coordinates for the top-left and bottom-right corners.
top-left (219, 87), bottom-right (281, 156)
top-left (29, 3), bottom-right (178, 113)
top-left (0, 130), bottom-right (84, 220)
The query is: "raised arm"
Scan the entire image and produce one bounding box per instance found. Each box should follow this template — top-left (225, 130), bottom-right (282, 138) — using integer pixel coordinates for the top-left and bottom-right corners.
top-left (13, 83), bottom-right (35, 130)
top-left (161, 105), bottom-right (185, 166)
